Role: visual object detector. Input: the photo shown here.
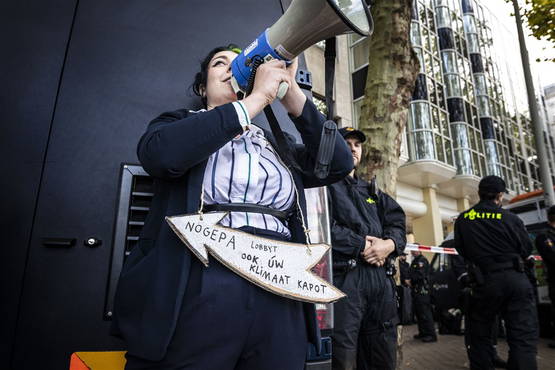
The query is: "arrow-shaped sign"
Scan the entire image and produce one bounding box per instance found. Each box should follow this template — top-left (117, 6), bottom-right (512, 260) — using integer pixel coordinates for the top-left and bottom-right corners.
top-left (166, 212), bottom-right (345, 304)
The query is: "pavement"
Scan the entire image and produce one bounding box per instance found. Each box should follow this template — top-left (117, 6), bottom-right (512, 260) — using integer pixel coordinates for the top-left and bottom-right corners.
top-left (399, 324), bottom-right (555, 369)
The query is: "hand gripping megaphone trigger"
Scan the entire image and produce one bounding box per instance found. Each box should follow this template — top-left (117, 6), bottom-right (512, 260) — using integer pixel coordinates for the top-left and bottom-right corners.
top-left (230, 0), bottom-right (374, 99)
top-left (230, 30), bottom-right (291, 99)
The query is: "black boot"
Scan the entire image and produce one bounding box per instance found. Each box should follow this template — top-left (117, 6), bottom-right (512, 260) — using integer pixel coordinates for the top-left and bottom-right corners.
top-left (493, 355), bottom-right (507, 368)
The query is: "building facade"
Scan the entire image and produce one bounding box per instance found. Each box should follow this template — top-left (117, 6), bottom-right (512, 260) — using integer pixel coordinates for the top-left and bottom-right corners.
top-left (545, 84), bottom-right (555, 129)
top-left (305, 0), bottom-right (555, 246)
top-left (543, 84), bottom-right (555, 178)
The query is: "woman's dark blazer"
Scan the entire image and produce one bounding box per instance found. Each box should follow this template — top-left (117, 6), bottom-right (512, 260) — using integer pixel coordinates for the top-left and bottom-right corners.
top-left (110, 100), bottom-right (353, 361)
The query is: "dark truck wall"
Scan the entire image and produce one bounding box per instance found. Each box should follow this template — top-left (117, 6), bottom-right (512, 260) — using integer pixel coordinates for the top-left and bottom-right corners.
top-left (0, 0), bottom-right (79, 367)
top-left (1, 1), bottom-right (309, 369)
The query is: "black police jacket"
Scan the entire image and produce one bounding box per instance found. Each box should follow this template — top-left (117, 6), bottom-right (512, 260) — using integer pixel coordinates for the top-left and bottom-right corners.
top-left (327, 175), bottom-right (406, 262)
top-left (536, 225), bottom-right (555, 284)
top-left (409, 254), bottom-right (430, 291)
top-left (454, 199), bottom-right (533, 269)
top-left (399, 260), bottom-right (410, 282)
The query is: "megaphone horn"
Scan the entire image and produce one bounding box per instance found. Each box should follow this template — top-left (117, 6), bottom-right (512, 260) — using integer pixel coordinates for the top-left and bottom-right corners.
top-left (231, 0), bottom-right (374, 98)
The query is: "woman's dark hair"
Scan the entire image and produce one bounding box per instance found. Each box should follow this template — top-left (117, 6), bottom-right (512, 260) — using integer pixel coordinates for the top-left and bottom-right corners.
top-left (191, 44), bottom-right (241, 107)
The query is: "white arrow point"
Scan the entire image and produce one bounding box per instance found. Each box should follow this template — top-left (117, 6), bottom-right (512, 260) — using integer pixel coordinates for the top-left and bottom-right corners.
top-left (166, 212), bottom-right (227, 266)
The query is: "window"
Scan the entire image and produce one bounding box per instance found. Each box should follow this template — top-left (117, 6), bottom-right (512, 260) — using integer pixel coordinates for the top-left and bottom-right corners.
top-left (436, 6), bottom-right (451, 28)
top-left (463, 14), bottom-right (477, 34)
top-left (477, 95), bottom-right (491, 117)
top-left (445, 74), bottom-right (462, 97)
top-left (441, 50), bottom-right (457, 74)
top-left (411, 21), bottom-right (422, 47)
top-left (408, 101), bottom-right (436, 160)
top-left (353, 98), bottom-right (364, 129)
top-left (473, 73), bottom-right (486, 96)
top-left (351, 66), bottom-right (368, 100)
top-left (455, 148), bottom-right (473, 175)
top-left (412, 131), bottom-right (435, 159)
top-left (312, 94), bottom-right (328, 116)
top-left (452, 123), bottom-right (470, 149)
top-left (352, 39), bottom-right (370, 71)
top-left (410, 102), bottom-right (432, 130)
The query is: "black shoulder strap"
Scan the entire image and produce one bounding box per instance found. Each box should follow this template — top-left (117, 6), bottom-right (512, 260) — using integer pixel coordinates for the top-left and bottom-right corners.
top-left (312, 37), bottom-right (338, 180)
top-left (263, 105), bottom-right (303, 174)
top-left (324, 37), bottom-right (336, 121)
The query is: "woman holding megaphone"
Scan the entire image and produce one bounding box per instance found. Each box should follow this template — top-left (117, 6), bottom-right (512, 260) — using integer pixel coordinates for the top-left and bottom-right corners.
top-left (111, 44), bottom-right (353, 369)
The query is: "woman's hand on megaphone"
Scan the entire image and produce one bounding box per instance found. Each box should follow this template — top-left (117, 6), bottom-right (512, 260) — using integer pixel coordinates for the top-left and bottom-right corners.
top-left (280, 58), bottom-right (306, 118)
top-left (242, 59), bottom-right (291, 118)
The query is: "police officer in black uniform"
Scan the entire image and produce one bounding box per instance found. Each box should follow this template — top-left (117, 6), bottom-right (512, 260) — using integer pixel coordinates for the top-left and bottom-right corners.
top-left (535, 205), bottom-right (555, 348)
top-left (454, 175), bottom-right (538, 370)
top-left (397, 252), bottom-right (413, 325)
top-left (328, 127), bottom-right (406, 370)
top-left (409, 250), bottom-right (437, 342)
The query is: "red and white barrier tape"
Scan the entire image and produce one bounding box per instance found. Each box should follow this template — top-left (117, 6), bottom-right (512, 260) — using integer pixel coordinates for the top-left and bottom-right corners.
top-left (404, 243), bottom-right (542, 261)
top-left (405, 243), bottom-right (458, 255)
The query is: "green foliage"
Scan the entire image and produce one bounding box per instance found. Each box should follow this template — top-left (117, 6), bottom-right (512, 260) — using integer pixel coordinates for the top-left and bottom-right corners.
top-left (508, 0), bottom-right (555, 62)
top-left (524, 0), bottom-right (555, 42)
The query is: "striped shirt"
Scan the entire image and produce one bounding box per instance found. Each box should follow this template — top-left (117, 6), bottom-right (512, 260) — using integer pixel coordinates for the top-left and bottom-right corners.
top-left (201, 102), bottom-right (296, 237)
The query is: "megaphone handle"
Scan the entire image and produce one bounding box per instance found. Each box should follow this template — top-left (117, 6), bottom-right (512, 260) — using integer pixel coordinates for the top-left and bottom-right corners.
top-left (244, 58), bottom-right (288, 99)
top-left (277, 82), bottom-right (289, 100)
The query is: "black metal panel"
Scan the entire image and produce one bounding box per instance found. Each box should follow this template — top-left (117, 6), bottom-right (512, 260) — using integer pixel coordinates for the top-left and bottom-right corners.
top-left (480, 117), bottom-right (495, 139)
top-left (461, 0), bottom-right (474, 14)
top-left (0, 1), bottom-right (77, 368)
top-left (447, 97), bottom-right (465, 123)
top-left (470, 53), bottom-right (484, 73)
top-left (438, 27), bottom-right (454, 51)
top-left (412, 73), bottom-right (428, 100)
top-left (12, 1), bottom-right (286, 369)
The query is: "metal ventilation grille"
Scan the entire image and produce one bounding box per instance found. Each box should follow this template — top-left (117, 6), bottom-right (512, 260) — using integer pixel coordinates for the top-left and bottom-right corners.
top-left (105, 164), bottom-right (153, 319)
top-left (125, 175), bottom-right (154, 256)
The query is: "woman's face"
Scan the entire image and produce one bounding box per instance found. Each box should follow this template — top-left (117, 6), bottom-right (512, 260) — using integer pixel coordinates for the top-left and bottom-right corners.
top-left (204, 50), bottom-right (238, 109)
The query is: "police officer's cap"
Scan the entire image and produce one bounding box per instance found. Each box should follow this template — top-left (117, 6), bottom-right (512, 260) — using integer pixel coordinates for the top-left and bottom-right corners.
top-left (339, 127), bottom-right (366, 143)
top-left (478, 175), bottom-right (508, 194)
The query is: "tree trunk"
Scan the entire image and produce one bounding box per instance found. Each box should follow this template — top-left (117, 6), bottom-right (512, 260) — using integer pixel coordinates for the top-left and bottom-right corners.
top-left (358, 0), bottom-right (419, 196)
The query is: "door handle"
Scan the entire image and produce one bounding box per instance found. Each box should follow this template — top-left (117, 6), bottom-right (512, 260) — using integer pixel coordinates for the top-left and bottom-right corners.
top-left (42, 238), bottom-right (76, 248)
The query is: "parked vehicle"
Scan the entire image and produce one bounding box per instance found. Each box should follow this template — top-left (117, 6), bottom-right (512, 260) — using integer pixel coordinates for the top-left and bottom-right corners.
top-left (505, 189), bottom-right (554, 338)
top-left (2, 1), bottom-right (333, 366)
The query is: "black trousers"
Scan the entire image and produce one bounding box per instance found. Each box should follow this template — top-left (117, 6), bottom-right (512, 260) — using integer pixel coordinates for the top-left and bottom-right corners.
top-left (412, 291), bottom-right (436, 338)
top-left (125, 228), bottom-right (307, 370)
top-left (549, 282), bottom-right (555, 340)
top-left (331, 265), bottom-right (398, 370)
top-left (467, 270), bottom-right (538, 370)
